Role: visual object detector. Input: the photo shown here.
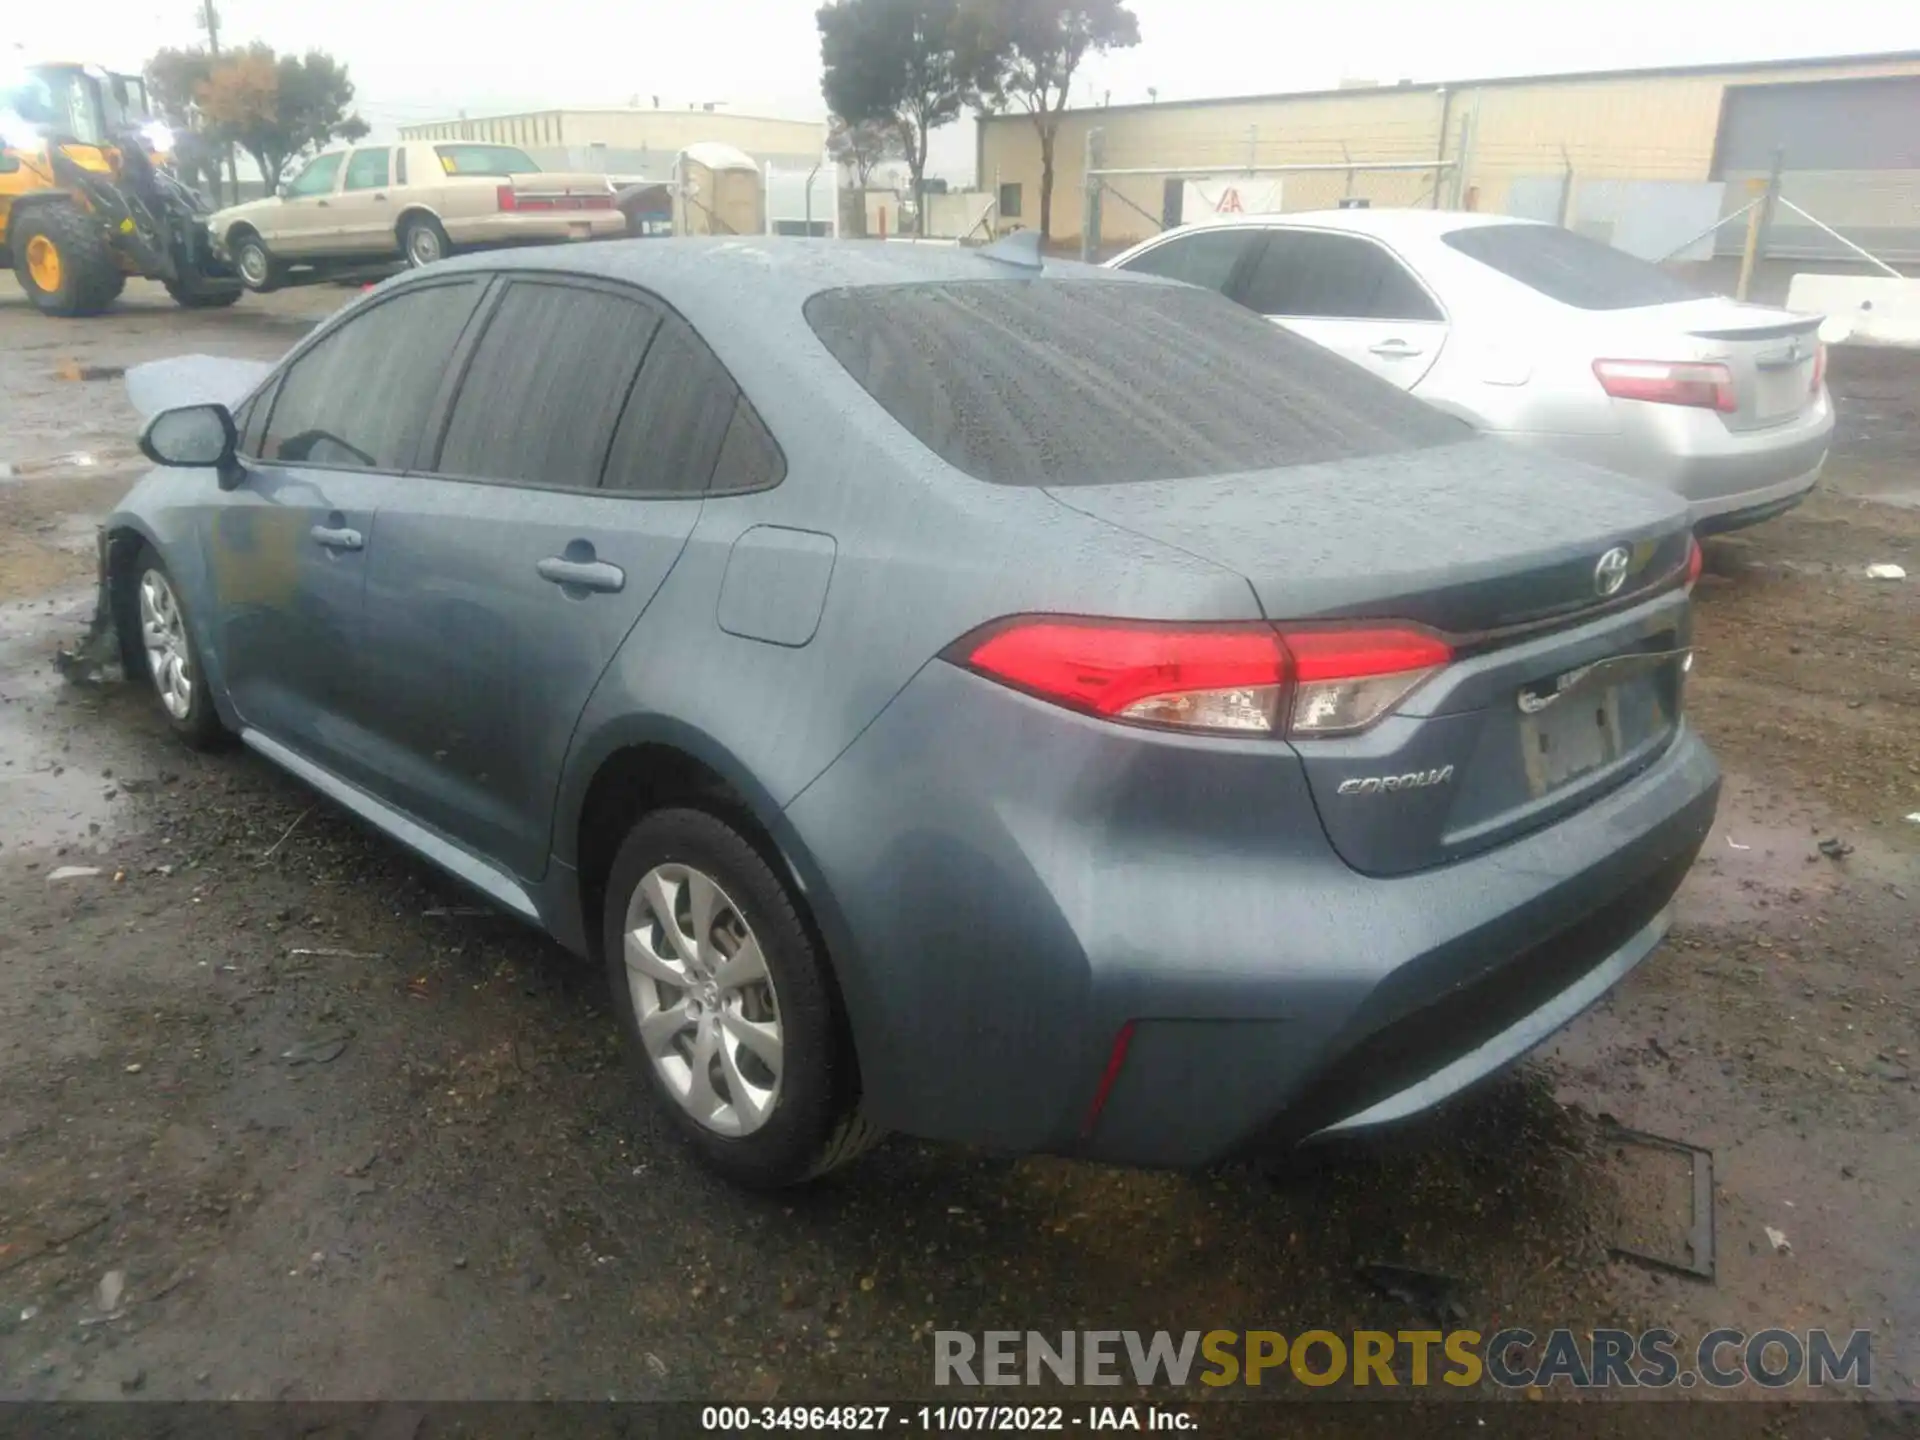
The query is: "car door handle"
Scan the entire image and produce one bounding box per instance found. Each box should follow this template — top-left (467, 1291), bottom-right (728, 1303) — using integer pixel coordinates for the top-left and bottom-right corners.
top-left (537, 557), bottom-right (626, 593)
top-left (373, 192), bottom-right (387, 201)
top-left (310, 524), bottom-right (363, 551)
top-left (317, 199), bottom-right (330, 208)
top-left (1368, 339), bottom-right (1423, 359)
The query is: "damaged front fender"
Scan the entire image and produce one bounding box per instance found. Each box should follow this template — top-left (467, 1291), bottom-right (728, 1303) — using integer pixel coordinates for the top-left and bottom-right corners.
top-left (55, 528), bottom-right (137, 687)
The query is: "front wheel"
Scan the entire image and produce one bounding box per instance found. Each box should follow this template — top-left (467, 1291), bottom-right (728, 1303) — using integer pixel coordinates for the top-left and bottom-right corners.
top-left (231, 233), bottom-right (284, 293)
top-left (166, 278), bottom-right (244, 309)
top-left (602, 808), bottom-right (880, 1187)
top-left (10, 204), bottom-right (123, 317)
top-left (128, 551), bottom-right (227, 749)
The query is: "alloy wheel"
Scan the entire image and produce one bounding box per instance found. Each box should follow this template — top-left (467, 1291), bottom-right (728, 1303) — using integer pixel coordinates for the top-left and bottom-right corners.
top-left (407, 228), bottom-right (442, 266)
top-left (236, 242), bottom-right (271, 288)
top-left (623, 864), bottom-right (783, 1137)
top-left (138, 568), bottom-right (194, 720)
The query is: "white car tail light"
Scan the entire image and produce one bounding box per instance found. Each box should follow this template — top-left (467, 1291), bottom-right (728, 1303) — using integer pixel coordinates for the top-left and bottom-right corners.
top-left (952, 618), bottom-right (1453, 738)
top-left (1593, 358), bottom-right (1737, 414)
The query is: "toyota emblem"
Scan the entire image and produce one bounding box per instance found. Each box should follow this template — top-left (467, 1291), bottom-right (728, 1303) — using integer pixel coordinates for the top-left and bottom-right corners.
top-left (1594, 546), bottom-right (1633, 597)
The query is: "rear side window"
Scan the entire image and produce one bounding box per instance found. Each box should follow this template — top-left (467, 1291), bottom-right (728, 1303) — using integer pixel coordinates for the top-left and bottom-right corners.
top-left (1115, 229), bottom-right (1256, 294)
top-left (602, 316), bottom-right (743, 496)
top-left (708, 401), bottom-right (784, 494)
top-left (262, 282), bottom-right (482, 469)
top-left (1239, 231), bottom-right (1441, 321)
top-left (804, 280), bottom-right (1467, 487)
top-left (1442, 223), bottom-right (1705, 310)
top-left (343, 148), bottom-right (390, 191)
top-left (436, 281), bottom-right (661, 488)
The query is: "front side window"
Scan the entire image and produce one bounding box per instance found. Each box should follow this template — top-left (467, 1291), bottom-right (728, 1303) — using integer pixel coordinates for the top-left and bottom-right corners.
top-left (261, 282), bottom-right (483, 469)
top-left (435, 282), bottom-right (662, 488)
top-left (1239, 231), bottom-right (1442, 321)
top-left (1115, 229), bottom-right (1258, 295)
top-left (287, 152), bottom-right (344, 198)
top-left (343, 148), bottom-right (391, 191)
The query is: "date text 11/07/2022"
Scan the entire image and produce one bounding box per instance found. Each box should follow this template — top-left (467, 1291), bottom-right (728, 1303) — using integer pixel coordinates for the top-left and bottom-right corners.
top-left (701, 1406), bottom-right (1194, 1432)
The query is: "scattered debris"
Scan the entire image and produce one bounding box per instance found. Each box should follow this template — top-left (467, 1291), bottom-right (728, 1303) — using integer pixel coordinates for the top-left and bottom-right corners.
top-left (1354, 1262), bottom-right (1467, 1325)
top-left (1605, 1125), bottom-right (1717, 1282)
top-left (97, 1270), bottom-right (126, 1314)
top-left (257, 806), bottom-right (316, 864)
top-left (123, 1063), bottom-right (142, 1075)
top-left (288, 947), bottom-right (383, 960)
top-left (19, 1306), bottom-right (39, 1322)
top-left (1905, 813), bottom-right (1920, 826)
top-left (1726, 836), bottom-right (1751, 851)
top-left (1765, 1226), bottom-right (1791, 1254)
top-left (645, 1352), bottom-right (669, 1379)
top-left (1864, 563), bottom-right (1907, 580)
top-left (423, 906), bottom-right (491, 918)
top-left (54, 360), bottom-right (127, 383)
top-left (282, 1034), bottom-right (351, 1066)
top-left (46, 866), bottom-right (103, 882)
top-left (1817, 837), bottom-right (1854, 860)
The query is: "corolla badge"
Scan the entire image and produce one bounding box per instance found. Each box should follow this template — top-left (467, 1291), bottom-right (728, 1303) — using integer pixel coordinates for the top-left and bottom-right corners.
top-left (1336, 766), bottom-right (1454, 796)
top-left (1594, 545), bottom-right (1632, 598)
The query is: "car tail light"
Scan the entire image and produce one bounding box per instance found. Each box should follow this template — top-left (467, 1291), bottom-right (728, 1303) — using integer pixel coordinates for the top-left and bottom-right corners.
top-left (1279, 625), bottom-right (1454, 735)
top-left (1809, 340), bottom-right (1827, 397)
top-left (496, 184), bottom-right (517, 212)
top-left (1685, 536), bottom-right (1704, 593)
top-left (1593, 359), bottom-right (1736, 414)
top-left (953, 618), bottom-right (1452, 738)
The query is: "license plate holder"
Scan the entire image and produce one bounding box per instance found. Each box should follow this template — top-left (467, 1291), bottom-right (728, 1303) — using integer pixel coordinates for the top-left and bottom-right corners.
top-left (1521, 685), bottom-right (1625, 796)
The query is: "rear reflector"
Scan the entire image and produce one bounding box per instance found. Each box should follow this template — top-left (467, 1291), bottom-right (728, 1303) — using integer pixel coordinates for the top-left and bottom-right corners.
top-left (954, 618), bottom-right (1452, 738)
top-left (1080, 1021), bottom-right (1137, 1138)
top-left (1810, 340), bottom-right (1827, 397)
top-left (495, 184), bottom-right (516, 212)
top-left (1685, 536), bottom-right (1704, 592)
top-left (1593, 358), bottom-right (1736, 414)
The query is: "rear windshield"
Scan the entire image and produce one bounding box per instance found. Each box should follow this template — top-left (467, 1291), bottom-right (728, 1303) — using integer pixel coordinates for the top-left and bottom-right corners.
top-left (802, 279), bottom-right (1468, 486)
top-left (1442, 223), bottom-right (1705, 311)
top-left (434, 144), bottom-right (539, 176)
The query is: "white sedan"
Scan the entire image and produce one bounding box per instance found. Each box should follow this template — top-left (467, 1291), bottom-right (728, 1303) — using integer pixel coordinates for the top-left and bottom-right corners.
top-left (1108, 210), bottom-right (1834, 533)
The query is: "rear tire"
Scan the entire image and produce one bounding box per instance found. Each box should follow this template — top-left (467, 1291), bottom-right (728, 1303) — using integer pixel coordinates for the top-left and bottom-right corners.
top-left (602, 807), bottom-right (880, 1188)
top-left (165, 278), bottom-right (244, 309)
top-left (124, 547), bottom-right (227, 750)
top-left (400, 215), bottom-right (451, 268)
top-left (231, 232), bottom-right (284, 293)
top-left (10, 204), bottom-right (123, 317)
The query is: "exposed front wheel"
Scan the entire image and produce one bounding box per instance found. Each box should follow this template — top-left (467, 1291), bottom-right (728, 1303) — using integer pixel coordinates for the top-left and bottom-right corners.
top-left (232, 234), bottom-right (284, 293)
top-left (602, 808), bottom-right (880, 1187)
top-left (130, 551), bottom-right (227, 749)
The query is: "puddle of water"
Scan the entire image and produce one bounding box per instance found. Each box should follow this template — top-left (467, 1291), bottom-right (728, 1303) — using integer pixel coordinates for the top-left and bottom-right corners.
top-left (0, 589), bottom-right (125, 855)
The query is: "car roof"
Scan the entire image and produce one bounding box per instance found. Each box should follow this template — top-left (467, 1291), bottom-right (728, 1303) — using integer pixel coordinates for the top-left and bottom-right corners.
top-left (1176, 208), bottom-right (1533, 242)
top-left (422, 235), bottom-right (1164, 312)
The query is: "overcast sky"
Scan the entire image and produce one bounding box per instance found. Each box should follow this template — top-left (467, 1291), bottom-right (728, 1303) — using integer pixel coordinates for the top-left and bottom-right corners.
top-left (50, 0), bottom-right (1920, 181)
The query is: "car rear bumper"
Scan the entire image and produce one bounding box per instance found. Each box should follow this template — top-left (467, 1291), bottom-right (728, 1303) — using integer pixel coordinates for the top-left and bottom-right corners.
top-left (443, 212), bottom-right (626, 246)
top-left (784, 660), bottom-right (1720, 1167)
top-left (1493, 401), bottom-right (1832, 528)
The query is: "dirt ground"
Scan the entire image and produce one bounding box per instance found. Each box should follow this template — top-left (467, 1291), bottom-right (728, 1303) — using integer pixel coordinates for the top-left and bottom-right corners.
top-left (0, 277), bottom-right (1915, 1421)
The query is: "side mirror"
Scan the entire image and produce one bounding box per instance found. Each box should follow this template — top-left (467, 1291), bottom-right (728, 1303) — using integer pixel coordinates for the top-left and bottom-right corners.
top-left (140, 403), bottom-right (244, 490)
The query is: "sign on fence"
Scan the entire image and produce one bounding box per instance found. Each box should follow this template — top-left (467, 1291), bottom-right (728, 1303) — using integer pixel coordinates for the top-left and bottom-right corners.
top-left (1182, 176), bottom-right (1283, 219)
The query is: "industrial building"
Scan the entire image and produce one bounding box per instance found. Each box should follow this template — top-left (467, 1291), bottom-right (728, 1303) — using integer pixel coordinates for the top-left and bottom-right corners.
top-left (975, 50), bottom-right (1920, 262)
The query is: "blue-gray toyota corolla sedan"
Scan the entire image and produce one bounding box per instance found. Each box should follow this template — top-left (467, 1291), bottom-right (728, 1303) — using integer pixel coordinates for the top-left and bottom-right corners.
top-left (96, 235), bottom-right (1719, 1187)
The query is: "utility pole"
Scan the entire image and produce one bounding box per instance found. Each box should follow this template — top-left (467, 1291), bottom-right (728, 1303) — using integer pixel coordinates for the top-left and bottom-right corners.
top-left (199, 0), bottom-right (237, 203)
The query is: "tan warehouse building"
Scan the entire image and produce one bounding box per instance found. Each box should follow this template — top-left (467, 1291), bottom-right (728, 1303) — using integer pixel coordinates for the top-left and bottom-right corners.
top-left (976, 50), bottom-right (1920, 261)
top-left (401, 108), bottom-right (828, 184)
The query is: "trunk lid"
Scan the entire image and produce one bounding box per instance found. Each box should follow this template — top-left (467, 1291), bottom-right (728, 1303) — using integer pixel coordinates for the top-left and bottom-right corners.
top-left (1047, 437), bottom-right (1696, 875)
top-left (1594, 297), bottom-right (1823, 433)
top-left (501, 170), bottom-right (617, 212)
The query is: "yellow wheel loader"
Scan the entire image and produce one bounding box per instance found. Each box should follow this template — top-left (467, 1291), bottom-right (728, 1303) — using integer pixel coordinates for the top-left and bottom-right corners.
top-left (1, 60), bottom-right (242, 316)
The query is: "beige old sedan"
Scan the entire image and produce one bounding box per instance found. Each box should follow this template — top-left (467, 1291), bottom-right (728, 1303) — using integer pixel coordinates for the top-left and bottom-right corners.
top-left (207, 141), bottom-right (625, 292)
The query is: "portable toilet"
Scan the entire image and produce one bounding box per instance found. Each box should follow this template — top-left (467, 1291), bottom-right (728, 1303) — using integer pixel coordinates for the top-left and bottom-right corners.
top-left (673, 142), bottom-right (764, 236)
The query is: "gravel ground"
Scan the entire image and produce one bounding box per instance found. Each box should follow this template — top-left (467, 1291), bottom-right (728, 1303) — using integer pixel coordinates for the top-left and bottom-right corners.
top-left (0, 278), bottom-right (1915, 1420)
